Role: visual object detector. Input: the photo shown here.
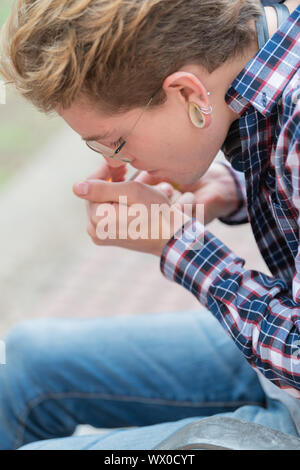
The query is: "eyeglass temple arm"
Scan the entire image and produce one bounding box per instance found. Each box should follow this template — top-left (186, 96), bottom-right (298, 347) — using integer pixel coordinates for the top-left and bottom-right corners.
top-left (115, 88), bottom-right (161, 155)
top-left (126, 89), bottom-right (160, 137)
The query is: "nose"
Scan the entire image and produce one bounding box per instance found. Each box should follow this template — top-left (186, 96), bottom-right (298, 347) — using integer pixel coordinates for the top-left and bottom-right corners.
top-left (103, 156), bottom-right (127, 168)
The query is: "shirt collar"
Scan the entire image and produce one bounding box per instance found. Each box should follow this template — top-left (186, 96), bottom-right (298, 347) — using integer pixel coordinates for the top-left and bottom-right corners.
top-left (225, 5), bottom-right (300, 118)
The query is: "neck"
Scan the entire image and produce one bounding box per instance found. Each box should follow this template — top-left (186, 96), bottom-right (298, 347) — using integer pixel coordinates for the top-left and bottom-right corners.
top-left (205, 19), bottom-right (259, 125)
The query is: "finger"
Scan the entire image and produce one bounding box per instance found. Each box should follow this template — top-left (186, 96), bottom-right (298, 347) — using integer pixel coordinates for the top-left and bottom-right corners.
top-left (86, 162), bottom-right (127, 181)
top-left (108, 165), bottom-right (127, 182)
top-left (87, 220), bottom-right (95, 238)
top-left (73, 179), bottom-right (149, 205)
top-left (86, 220), bottom-right (103, 245)
top-left (90, 166), bottom-right (127, 182)
top-left (175, 192), bottom-right (196, 206)
top-left (134, 171), bottom-right (163, 185)
top-left (85, 200), bottom-right (93, 220)
top-left (153, 182), bottom-right (174, 199)
top-left (89, 201), bottom-right (118, 227)
top-left (172, 192), bottom-right (196, 212)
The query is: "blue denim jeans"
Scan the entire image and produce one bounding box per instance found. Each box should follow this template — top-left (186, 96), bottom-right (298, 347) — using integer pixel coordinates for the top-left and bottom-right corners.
top-left (0, 309), bottom-right (298, 450)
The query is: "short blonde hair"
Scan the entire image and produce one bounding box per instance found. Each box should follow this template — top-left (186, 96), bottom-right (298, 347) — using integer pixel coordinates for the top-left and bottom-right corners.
top-left (0, 0), bottom-right (261, 115)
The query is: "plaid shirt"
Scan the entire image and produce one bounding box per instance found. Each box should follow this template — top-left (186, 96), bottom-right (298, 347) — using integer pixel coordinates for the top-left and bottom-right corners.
top-left (160, 5), bottom-right (300, 398)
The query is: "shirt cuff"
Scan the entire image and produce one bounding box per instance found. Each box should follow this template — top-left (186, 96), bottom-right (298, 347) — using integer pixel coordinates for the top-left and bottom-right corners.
top-left (160, 218), bottom-right (245, 307)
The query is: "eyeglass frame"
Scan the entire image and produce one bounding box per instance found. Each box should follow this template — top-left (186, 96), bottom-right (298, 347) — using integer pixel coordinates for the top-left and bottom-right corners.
top-left (85, 87), bottom-right (161, 163)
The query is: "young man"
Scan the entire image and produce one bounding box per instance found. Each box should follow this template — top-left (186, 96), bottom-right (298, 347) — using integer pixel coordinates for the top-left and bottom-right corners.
top-left (0, 0), bottom-right (299, 449)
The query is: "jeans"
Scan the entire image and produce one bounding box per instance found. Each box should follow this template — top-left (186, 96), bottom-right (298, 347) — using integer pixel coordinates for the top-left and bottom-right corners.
top-left (0, 309), bottom-right (298, 450)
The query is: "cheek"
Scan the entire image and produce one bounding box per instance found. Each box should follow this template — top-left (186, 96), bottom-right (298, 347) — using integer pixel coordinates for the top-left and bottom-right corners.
top-left (130, 125), bottom-right (201, 172)
top-left (163, 135), bottom-right (199, 169)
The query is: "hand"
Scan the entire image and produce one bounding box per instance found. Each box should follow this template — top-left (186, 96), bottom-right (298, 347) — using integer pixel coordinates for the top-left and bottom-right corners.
top-left (135, 162), bottom-right (241, 225)
top-left (73, 162), bottom-right (195, 257)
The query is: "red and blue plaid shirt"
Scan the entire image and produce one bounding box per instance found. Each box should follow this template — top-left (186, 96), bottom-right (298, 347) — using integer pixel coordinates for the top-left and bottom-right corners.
top-left (160, 5), bottom-right (300, 398)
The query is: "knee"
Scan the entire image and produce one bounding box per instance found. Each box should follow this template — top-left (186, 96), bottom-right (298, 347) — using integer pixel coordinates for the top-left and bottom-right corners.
top-left (3, 318), bottom-right (58, 376)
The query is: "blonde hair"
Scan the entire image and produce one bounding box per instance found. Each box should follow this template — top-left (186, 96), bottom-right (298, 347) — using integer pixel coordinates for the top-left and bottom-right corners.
top-left (0, 0), bottom-right (261, 115)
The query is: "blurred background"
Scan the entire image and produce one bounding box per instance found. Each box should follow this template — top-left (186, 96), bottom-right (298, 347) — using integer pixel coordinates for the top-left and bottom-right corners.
top-left (0, 1), bottom-right (270, 342)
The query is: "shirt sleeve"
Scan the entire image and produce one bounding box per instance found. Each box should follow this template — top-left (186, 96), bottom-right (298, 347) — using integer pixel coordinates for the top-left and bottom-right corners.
top-left (217, 161), bottom-right (249, 225)
top-left (160, 91), bottom-right (300, 398)
top-left (160, 87), bottom-right (300, 398)
top-left (160, 218), bottom-right (300, 398)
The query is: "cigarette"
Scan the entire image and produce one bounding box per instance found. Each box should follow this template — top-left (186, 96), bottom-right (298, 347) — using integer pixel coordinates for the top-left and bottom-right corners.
top-left (127, 170), bottom-right (142, 181)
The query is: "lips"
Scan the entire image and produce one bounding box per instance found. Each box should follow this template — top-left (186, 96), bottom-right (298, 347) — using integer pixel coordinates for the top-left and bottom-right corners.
top-left (132, 166), bottom-right (159, 173)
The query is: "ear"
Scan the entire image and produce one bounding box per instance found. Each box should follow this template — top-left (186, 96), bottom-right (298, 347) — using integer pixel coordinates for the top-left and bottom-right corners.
top-left (162, 71), bottom-right (210, 109)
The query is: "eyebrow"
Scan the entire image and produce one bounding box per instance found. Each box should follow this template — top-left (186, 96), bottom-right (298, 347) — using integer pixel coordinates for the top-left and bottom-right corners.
top-left (81, 130), bottom-right (114, 142)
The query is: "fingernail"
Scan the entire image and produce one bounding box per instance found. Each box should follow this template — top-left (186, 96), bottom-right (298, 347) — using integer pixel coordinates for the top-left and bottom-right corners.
top-left (75, 181), bottom-right (89, 195)
top-left (159, 183), bottom-right (173, 197)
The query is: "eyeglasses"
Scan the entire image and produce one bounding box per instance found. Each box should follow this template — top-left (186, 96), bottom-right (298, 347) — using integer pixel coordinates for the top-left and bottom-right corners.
top-left (85, 88), bottom-right (160, 163)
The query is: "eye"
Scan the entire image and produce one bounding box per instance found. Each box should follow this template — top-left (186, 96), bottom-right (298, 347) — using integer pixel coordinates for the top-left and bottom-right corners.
top-left (109, 137), bottom-right (123, 148)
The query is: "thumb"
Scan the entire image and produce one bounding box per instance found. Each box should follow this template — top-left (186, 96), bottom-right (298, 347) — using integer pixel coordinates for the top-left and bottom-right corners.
top-left (153, 182), bottom-right (174, 199)
top-left (174, 192), bottom-right (196, 208)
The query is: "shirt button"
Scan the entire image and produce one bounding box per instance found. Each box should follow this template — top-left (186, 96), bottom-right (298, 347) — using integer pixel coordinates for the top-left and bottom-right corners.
top-left (262, 92), bottom-right (267, 107)
top-left (232, 157), bottom-right (244, 172)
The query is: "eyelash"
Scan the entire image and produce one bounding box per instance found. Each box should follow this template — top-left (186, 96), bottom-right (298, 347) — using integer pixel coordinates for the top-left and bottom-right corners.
top-left (109, 137), bottom-right (123, 148)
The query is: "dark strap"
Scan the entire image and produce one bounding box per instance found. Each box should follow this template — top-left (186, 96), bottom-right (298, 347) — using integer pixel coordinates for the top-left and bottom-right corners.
top-left (222, 2), bottom-right (291, 170)
top-left (256, 3), bottom-right (269, 49)
top-left (255, 1), bottom-right (290, 49)
top-left (273, 3), bottom-right (290, 25)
